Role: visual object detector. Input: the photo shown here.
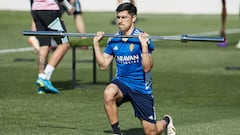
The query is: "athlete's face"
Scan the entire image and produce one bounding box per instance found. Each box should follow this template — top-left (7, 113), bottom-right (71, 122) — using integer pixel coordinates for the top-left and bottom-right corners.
top-left (116, 11), bottom-right (136, 34)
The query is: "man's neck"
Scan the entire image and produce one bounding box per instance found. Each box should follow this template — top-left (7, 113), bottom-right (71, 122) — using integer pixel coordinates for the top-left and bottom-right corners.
top-left (122, 25), bottom-right (135, 35)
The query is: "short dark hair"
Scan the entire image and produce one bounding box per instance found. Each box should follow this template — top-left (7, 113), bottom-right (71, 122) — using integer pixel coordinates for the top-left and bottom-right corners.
top-left (115, 2), bottom-right (137, 16)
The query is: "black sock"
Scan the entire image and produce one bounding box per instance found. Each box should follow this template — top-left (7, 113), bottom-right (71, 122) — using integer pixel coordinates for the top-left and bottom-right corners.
top-left (111, 122), bottom-right (121, 134)
top-left (163, 116), bottom-right (170, 126)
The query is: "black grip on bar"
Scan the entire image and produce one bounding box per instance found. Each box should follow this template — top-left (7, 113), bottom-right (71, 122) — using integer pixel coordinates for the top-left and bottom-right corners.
top-left (23, 30), bottom-right (64, 37)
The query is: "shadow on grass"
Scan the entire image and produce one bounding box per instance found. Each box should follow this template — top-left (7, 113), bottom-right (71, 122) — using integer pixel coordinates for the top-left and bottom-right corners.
top-left (14, 58), bottom-right (35, 62)
top-left (53, 80), bottom-right (108, 91)
top-left (53, 80), bottom-right (73, 91)
top-left (104, 128), bottom-right (144, 135)
top-left (38, 124), bottom-right (77, 130)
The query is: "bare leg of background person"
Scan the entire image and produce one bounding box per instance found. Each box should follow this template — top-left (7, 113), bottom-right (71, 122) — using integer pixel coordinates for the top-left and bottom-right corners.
top-left (217, 0), bottom-right (228, 47)
top-left (28, 20), bottom-right (40, 52)
top-left (38, 46), bottom-right (50, 73)
top-left (74, 14), bottom-right (86, 39)
top-left (36, 43), bottom-right (70, 94)
top-left (47, 43), bottom-right (70, 68)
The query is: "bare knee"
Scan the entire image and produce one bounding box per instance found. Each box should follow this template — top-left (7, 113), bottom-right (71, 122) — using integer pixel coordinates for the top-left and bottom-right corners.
top-left (103, 84), bottom-right (122, 104)
top-left (104, 88), bottom-right (115, 104)
top-left (58, 43), bottom-right (70, 51)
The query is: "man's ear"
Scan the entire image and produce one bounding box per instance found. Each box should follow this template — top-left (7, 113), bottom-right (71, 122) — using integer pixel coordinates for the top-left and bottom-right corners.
top-left (132, 15), bottom-right (137, 23)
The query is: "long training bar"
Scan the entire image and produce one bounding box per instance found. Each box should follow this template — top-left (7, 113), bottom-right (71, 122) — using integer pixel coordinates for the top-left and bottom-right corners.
top-left (22, 30), bottom-right (224, 42)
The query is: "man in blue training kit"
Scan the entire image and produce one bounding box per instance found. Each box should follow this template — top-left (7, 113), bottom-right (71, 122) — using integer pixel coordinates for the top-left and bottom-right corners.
top-left (93, 2), bottom-right (176, 135)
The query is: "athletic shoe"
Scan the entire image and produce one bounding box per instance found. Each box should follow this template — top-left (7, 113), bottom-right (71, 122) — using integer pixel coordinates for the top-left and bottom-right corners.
top-left (36, 77), bottom-right (59, 94)
top-left (113, 133), bottom-right (123, 135)
top-left (236, 40), bottom-right (240, 48)
top-left (37, 87), bottom-right (46, 94)
top-left (164, 115), bottom-right (176, 135)
top-left (217, 40), bottom-right (228, 47)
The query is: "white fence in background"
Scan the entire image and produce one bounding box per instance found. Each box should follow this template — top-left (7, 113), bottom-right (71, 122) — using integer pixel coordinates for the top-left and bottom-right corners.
top-left (1, 0), bottom-right (240, 14)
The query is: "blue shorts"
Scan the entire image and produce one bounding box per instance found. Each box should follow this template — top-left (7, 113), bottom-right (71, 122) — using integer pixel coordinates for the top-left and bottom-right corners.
top-left (111, 79), bottom-right (156, 124)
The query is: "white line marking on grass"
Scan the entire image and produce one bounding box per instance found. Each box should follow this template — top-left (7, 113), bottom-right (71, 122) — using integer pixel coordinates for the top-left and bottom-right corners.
top-left (1, 28), bottom-right (240, 54)
top-left (0, 47), bottom-right (33, 54)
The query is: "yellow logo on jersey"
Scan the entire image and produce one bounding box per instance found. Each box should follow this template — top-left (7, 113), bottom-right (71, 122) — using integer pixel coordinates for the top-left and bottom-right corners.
top-left (129, 43), bottom-right (134, 52)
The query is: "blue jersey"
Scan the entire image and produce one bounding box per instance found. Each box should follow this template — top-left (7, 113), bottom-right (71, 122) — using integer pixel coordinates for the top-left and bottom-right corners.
top-left (104, 28), bottom-right (154, 94)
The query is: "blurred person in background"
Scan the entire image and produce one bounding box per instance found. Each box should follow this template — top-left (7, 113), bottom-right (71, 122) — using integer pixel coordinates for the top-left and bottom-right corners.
top-left (31, 0), bottom-right (74, 94)
top-left (62, 0), bottom-right (86, 35)
top-left (217, 0), bottom-right (228, 47)
top-left (28, 0), bottom-right (40, 52)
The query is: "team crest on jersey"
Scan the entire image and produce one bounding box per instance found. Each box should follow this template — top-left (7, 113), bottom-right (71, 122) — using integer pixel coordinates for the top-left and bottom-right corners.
top-left (129, 43), bottom-right (134, 52)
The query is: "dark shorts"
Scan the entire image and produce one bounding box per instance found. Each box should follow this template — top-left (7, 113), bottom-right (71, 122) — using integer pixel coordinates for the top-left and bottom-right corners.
top-left (31, 10), bottom-right (69, 46)
top-left (111, 79), bottom-right (156, 124)
top-left (73, 0), bottom-right (82, 15)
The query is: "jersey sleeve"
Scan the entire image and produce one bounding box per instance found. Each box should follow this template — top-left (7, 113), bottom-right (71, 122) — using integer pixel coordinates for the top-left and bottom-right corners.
top-left (148, 39), bottom-right (154, 54)
top-left (104, 38), bottom-right (114, 55)
top-left (104, 44), bottom-right (113, 55)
